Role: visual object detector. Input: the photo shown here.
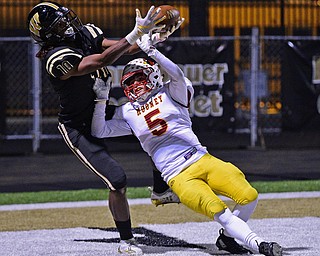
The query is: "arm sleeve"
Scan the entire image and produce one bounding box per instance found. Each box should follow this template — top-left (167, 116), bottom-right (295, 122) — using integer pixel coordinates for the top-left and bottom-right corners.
top-left (150, 49), bottom-right (193, 107)
top-left (91, 103), bottom-right (132, 138)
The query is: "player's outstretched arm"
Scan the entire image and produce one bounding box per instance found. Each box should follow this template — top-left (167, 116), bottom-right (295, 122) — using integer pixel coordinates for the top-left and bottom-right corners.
top-left (137, 33), bottom-right (192, 106)
top-left (137, 33), bottom-right (184, 82)
top-left (125, 6), bottom-right (165, 45)
top-left (91, 79), bottom-right (132, 138)
top-left (61, 7), bottom-right (165, 79)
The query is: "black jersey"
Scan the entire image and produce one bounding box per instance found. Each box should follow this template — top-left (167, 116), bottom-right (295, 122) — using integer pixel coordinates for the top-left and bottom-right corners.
top-left (44, 24), bottom-right (111, 132)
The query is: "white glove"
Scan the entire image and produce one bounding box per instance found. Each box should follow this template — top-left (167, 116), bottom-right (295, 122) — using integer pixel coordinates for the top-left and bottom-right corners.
top-left (151, 17), bottom-right (185, 44)
top-left (137, 17), bottom-right (185, 55)
top-left (93, 78), bottom-right (111, 100)
top-left (136, 33), bottom-right (156, 56)
top-left (125, 6), bottom-right (166, 45)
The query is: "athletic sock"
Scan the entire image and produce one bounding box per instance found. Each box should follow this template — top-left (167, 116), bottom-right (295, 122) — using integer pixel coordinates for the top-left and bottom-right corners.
top-left (214, 208), bottom-right (263, 252)
top-left (115, 219), bottom-right (133, 240)
top-left (152, 167), bottom-right (169, 193)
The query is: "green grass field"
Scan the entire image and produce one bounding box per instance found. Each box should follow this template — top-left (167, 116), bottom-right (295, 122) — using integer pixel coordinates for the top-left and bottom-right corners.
top-left (1, 179), bottom-right (319, 205)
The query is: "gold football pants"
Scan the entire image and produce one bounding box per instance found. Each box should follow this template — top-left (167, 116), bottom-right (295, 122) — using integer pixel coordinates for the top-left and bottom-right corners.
top-left (168, 153), bottom-right (258, 218)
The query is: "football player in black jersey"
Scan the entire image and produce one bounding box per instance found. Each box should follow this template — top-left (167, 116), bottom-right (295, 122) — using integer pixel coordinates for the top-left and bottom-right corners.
top-left (27, 1), bottom-right (180, 254)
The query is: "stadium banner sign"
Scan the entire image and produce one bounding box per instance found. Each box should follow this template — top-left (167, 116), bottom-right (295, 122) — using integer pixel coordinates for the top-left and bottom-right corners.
top-left (282, 40), bottom-right (320, 130)
top-left (109, 40), bottom-right (235, 132)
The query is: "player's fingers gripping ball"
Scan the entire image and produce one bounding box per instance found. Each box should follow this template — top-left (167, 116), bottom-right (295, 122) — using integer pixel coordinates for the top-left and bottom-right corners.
top-left (151, 5), bottom-right (181, 33)
top-left (136, 6), bottom-right (166, 34)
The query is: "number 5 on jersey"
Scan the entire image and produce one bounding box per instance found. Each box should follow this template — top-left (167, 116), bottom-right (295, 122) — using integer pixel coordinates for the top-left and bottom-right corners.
top-left (144, 109), bottom-right (167, 136)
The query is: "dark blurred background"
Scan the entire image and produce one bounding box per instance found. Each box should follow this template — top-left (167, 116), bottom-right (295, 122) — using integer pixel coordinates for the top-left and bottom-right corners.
top-left (0, 0), bottom-right (319, 192)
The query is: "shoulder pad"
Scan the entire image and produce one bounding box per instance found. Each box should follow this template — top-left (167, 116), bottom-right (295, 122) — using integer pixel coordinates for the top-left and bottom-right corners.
top-left (80, 24), bottom-right (105, 53)
top-left (83, 24), bottom-right (104, 38)
top-left (45, 47), bottom-right (83, 78)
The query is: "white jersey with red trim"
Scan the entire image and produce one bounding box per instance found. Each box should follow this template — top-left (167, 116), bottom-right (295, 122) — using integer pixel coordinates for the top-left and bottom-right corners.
top-left (130, 86), bottom-right (206, 182)
top-left (92, 50), bottom-right (208, 183)
top-left (93, 85), bottom-right (207, 183)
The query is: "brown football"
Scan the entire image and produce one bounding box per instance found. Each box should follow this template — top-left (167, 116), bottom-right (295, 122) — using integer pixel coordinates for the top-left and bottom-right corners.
top-left (152, 5), bottom-right (180, 32)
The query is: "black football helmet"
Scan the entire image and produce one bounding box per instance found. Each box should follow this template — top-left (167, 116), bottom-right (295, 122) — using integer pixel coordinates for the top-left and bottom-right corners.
top-left (27, 1), bottom-right (83, 46)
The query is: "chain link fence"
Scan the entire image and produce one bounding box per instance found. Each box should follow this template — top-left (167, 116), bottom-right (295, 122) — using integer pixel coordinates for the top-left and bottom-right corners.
top-left (235, 34), bottom-right (283, 134)
top-left (0, 38), bottom-right (34, 137)
top-left (0, 34), bottom-right (319, 153)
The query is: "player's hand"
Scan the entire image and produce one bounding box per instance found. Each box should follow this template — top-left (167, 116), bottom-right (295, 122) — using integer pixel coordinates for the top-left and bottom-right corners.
top-left (93, 78), bottom-right (111, 100)
top-left (137, 33), bottom-right (156, 56)
top-left (152, 17), bottom-right (185, 44)
top-left (136, 6), bottom-right (166, 35)
top-left (126, 6), bottom-right (166, 45)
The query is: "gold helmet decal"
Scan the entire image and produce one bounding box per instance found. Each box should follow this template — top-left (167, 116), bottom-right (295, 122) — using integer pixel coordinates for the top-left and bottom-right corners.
top-left (29, 13), bottom-right (41, 37)
top-left (29, 2), bottom-right (60, 37)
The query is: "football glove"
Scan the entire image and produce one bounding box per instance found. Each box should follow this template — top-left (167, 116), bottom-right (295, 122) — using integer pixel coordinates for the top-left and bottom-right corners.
top-left (125, 6), bottom-right (166, 45)
top-left (136, 33), bottom-right (155, 56)
top-left (151, 17), bottom-right (185, 44)
top-left (93, 78), bottom-right (112, 100)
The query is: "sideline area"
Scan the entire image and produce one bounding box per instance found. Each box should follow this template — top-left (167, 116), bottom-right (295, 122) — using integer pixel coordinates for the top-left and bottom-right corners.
top-left (1, 149), bottom-right (320, 192)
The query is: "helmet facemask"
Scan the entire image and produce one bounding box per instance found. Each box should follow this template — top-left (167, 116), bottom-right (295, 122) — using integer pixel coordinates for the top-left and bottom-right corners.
top-left (121, 59), bottom-right (163, 103)
top-left (121, 69), bottom-right (154, 103)
top-left (47, 7), bottom-right (82, 42)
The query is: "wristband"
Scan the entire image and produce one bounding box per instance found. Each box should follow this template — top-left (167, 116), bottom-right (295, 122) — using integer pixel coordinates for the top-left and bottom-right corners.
top-left (125, 27), bottom-right (142, 45)
top-left (94, 99), bottom-right (107, 104)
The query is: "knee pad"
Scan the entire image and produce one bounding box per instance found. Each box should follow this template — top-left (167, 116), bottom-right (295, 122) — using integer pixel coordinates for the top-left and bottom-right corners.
top-left (237, 186), bottom-right (258, 205)
top-left (110, 174), bottom-right (127, 190)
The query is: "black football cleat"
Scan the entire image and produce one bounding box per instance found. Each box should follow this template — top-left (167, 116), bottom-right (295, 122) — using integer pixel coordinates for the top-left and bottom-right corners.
top-left (258, 241), bottom-right (283, 256)
top-left (215, 228), bottom-right (253, 254)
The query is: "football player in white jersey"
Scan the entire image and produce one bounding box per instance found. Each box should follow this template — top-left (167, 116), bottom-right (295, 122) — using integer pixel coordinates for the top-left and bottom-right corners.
top-left (91, 34), bottom-right (283, 256)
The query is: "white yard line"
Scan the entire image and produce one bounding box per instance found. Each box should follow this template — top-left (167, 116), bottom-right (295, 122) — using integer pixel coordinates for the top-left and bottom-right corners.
top-left (0, 191), bottom-right (319, 211)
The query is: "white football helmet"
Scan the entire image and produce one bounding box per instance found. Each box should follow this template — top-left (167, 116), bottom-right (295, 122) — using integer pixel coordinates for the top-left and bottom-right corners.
top-left (121, 58), bottom-right (163, 103)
